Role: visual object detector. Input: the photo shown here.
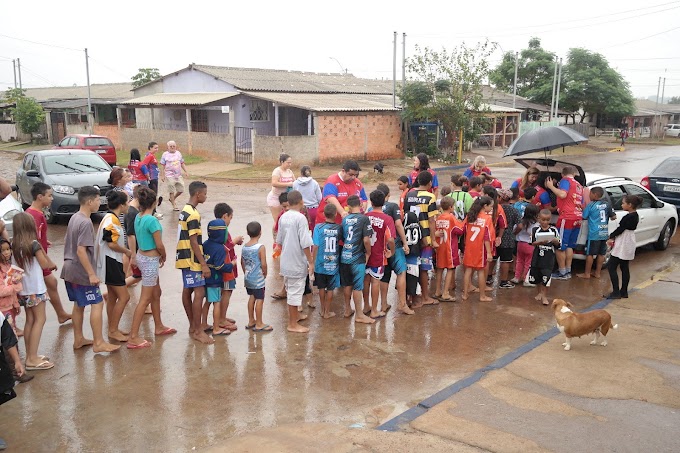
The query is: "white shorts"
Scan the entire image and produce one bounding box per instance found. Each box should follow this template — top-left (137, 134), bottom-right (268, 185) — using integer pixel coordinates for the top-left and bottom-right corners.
top-left (284, 276), bottom-right (306, 307)
top-left (266, 191), bottom-right (282, 208)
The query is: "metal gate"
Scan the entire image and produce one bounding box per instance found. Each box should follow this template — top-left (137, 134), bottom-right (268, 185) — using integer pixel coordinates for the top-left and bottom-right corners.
top-left (234, 127), bottom-right (253, 164)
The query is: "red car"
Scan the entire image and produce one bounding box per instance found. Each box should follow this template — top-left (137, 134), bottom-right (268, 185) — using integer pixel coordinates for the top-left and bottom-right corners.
top-left (55, 134), bottom-right (116, 166)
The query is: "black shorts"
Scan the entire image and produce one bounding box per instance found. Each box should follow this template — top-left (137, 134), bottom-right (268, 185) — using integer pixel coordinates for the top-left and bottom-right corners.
top-left (149, 179), bottom-right (158, 194)
top-left (246, 287), bottom-right (265, 300)
top-left (497, 247), bottom-right (514, 263)
top-left (314, 272), bottom-right (339, 291)
top-left (528, 267), bottom-right (552, 287)
top-left (406, 272), bottom-right (419, 296)
top-left (304, 275), bottom-right (312, 295)
top-left (586, 239), bottom-right (608, 256)
top-left (105, 256), bottom-right (126, 286)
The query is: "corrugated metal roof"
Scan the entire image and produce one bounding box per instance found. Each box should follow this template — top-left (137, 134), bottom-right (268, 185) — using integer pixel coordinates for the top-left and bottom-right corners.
top-left (482, 103), bottom-right (522, 113)
top-left (24, 83), bottom-right (134, 102)
top-left (242, 92), bottom-right (399, 112)
top-left (630, 99), bottom-right (680, 116)
top-left (194, 65), bottom-right (395, 94)
top-left (41, 98), bottom-right (122, 109)
top-left (121, 92), bottom-right (238, 106)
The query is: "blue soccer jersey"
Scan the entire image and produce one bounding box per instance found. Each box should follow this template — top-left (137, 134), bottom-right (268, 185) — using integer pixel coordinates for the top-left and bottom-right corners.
top-left (340, 213), bottom-right (373, 265)
top-left (583, 200), bottom-right (614, 240)
top-left (313, 222), bottom-right (342, 275)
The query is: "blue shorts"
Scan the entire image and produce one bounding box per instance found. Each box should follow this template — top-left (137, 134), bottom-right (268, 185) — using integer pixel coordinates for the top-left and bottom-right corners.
top-left (556, 219), bottom-right (581, 250)
top-left (223, 280), bottom-right (236, 291)
top-left (586, 239), bottom-right (608, 256)
top-left (65, 282), bottom-right (103, 308)
top-left (246, 287), bottom-right (265, 300)
top-left (182, 270), bottom-right (205, 288)
top-left (420, 246), bottom-right (434, 271)
top-left (206, 286), bottom-right (221, 303)
top-left (340, 262), bottom-right (366, 291)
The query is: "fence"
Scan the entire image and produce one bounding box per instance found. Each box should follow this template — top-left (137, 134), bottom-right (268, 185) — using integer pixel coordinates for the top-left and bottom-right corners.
top-left (0, 123), bottom-right (31, 142)
top-left (518, 120), bottom-right (559, 136)
top-left (130, 122), bottom-right (231, 134)
top-left (562, 123), bottom-right (591, 137)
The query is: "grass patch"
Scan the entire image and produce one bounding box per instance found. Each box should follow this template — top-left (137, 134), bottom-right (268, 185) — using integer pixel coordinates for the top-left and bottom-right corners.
top-left (0, 141), bottom-right (51, 151)
top-left (116, 149), bottom-right (205, 166)
top-left (623, 137), bottom-right (680, 146)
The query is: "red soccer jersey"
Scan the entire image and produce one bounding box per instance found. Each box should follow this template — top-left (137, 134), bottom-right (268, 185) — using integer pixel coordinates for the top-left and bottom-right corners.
top-left (435, 213), bottom-right (461, 269)
top-left (26, 207), bottom-right (48, 252)
top-left (128, 159), bottom-right (147, 182)
top-left (366, 211), bottom-right (396, 267)
top-left (461, 216), bottom-right (491, 269)
top-left (316, 173), bottom-right (367, 224)
top-left (556, 176), bottom-right (584, 221)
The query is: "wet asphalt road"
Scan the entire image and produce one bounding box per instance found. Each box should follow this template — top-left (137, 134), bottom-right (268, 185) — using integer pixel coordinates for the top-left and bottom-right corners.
top-left (1, 147), bottom-right (679, 451)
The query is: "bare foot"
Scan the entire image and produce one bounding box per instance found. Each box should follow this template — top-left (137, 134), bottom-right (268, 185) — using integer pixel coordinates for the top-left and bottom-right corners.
top-left (355, 314), bottom-right (376, 324)
top-left (192, 331), bottom-right (216, 345)
top-left (397, 305), bottom-right (415, 315)
top-left (307, 301), bottom-right (317, 308)
top-left (592, 273), bottom-right (601, 278)
top-left (297, 305), bottom-right (304, 312)
top-left (144, 306), bottom-right (153, 314)
top-left (370, 310), bottom-right (386, 319)
top-left (575, 273), bottom-right (590, 279)
top-left (479, 296), bottom-right (492, 302)
top-left (421, 297), bottom-right (439, 305)
top-left (323, 311), bottom-right (337, 319)
top-left (108, 331), bottom-right (129, 342)
top-left (73, 338), bottom-right (94, 349)
top-left (16, 328), bottom-right (24, 337)
top-left (298, 313), bottom-right (308, 321)
top-left (287, 323), bottom-right (310, 333)
top-left (58, 314), bottom-right (72, 324)
top-left (199, 323), bottom-right (211, 332)
top-left (93, 342), bottom-right (121, 353)
top-left (462, 293), bottom-right (469, 301)
top-left (534, 294), bottom-right (543, 301)
top-left (344, 309), bottom-right (355, 318)
top-left (542, 298), bottom-right (550, 306)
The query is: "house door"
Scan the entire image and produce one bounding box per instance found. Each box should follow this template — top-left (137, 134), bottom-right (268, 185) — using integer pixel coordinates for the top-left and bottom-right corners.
top-left (50, 112), bottom-right (66, 144)
top-left (234, 127), bottom-right (253, 164)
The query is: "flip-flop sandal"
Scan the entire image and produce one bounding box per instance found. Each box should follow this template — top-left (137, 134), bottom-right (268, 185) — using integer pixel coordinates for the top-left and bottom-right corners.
top-left (220, 323), bottom-right (238, 331)
top-left (383, 304), bottom-right (392, 313)
top-left (271, 293), bottom-right (287, 300)
top-left (25, 360), bottom-right (54, 371)
top-left (38, 354), bottom-right (50, 361)
top-left (225, 317), bottom-right (236, 323)
top-left (422, 299), bottom-right (440, 305)
top-left (370, 312), bottom-right (386, 319)
top-left (344, 310), bottom-right (355, 318)
top-left (156, 327), bottom-right (177, 336)
top-left (252, 325), bottom-right (273, 332)
top-left (212, 329), bottom-right (231, 336)
top-left (127, 340), bottom-right (151, 349)
top-left (245, 323), bottom-right (256, 329)
top-left (203, 327), bottom-right (213, 333)
top-left (439, 296), bottom-right (456, 302)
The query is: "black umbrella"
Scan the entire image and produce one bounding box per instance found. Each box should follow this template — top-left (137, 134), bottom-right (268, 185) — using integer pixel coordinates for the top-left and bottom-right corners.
top-left (503, 126), bottom-right (588, 158)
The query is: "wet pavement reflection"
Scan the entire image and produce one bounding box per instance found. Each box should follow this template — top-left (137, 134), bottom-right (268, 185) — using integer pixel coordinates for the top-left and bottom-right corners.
top-left (2, 153), bottom-right (679, 450)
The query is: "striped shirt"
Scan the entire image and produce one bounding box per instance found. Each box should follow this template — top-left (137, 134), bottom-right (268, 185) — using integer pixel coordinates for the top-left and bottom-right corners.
top-left (403, 189), bottom-right (438, 246)
top-left (176, 204), bottom-right (203, 271)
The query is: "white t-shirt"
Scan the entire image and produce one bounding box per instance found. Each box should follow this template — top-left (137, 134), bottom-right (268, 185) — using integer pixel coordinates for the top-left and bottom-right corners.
top-left (269, 167), bottom-right (294, 198)
top-left (14, 241), bottom-right (47, 296)
top-left (160, 151), bottom-right (184, 178)
top-left (276, 210), bottom-right (313, 278)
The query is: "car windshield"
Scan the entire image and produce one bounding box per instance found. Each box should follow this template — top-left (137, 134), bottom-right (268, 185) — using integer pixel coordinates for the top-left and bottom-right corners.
top-left (84, 138), bottom-right (113, 147)
top-left (43, 154), bottom-right (111, 174)
top-left (651, 160), bottom-right (680, 178)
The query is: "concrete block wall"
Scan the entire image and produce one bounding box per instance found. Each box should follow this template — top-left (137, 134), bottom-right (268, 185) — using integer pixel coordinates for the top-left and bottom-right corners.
top-left (121, 128), bottom-right (234, 162)
top-left (93, 124), bottom-right (121, 149)
top-left (254, 134), bottom-right (318, 166)
top-left (317, 112), bottom-right (402, 164)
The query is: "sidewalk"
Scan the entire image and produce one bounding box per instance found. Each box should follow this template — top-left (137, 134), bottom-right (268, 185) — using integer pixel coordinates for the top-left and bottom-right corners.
top-left (212, 265), bottom-right (680, 452)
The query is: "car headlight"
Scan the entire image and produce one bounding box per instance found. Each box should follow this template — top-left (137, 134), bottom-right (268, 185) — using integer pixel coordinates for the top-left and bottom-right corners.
top-left (52, 185), bottom-right (75, 195)
top-left (2, 209), bottom-right (20, 222)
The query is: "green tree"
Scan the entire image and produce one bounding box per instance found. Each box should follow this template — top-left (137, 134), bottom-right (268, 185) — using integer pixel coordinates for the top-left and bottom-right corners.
top-left (4, 89), bottom-right (45, 138)
top-left (669, 96), bottom-right (680, 105)
top-left (561, 48), bottom-right (634, 124)
top-left (131, 68), bottom-right (161, 88)
top-left (401, 42), bottom-right (495, 153)
top-left (489, 38), bottom-right (556, 105)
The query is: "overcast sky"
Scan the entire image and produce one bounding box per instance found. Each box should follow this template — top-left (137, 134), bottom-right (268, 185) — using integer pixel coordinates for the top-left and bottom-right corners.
top-left (1, 0), bottom-right (679, 101)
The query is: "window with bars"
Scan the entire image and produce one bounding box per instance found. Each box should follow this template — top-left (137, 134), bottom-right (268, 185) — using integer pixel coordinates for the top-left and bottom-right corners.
top-left (249, 100), bottom-right (269, 121)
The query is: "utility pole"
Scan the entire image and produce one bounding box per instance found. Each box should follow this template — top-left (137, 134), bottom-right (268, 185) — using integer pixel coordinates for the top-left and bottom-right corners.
top-left (512, 52), bottom-right (518, 109)
top-left (17, 58), bottom-right (22, 89)
top-left (655, 77), bottom-right (661, 139)
top-left (555, 58), bottom-right (563, 123)
top-left (660, 76), bottom-right (667, 139)
top-left (392, 31), bottom-right (397, 108)
top-left (12, 60), bottom-right (17, 88)
top-left (85, 48), bottom-right (93, 134)
top-left (550, 56), bottom-right (558, 121)
top-left (402, 33), bottom-right (406, 86)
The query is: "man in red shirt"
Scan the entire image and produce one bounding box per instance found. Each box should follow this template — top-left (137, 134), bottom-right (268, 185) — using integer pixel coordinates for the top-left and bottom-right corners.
top-left (365, 190), bottom-right (396, 319)
top-left (315, 160), bottom-right (368, 225)
top-left (26, 182), bottom-right (71, 323)
top-left (546, 166), bottom-right (584, 279)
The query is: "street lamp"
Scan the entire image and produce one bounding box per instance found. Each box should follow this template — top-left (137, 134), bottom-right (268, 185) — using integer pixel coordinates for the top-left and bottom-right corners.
top-left (329, 57), bottom-right (347, 75)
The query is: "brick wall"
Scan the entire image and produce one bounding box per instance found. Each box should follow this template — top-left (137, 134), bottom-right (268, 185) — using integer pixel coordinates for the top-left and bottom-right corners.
top-left (253, 134), bottom-right (318, 166)
top-left (93, 124), bottom-right (121, 149)
top-left (120, 128), bottom-right (234, 161)
top-left (317, 112), bottom-right (402, 164)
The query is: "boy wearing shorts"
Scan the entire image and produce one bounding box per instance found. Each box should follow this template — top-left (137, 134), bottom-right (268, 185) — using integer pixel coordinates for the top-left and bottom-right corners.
top-left (340, 195), bottom-right (375, 324)
top-left (364, 190), bottom-right (395, 319)
top-left (176, 181), bottom-right (213, 344)
top-left (577, 186), bottom-right (616, 279)
top-left (242, 222), bottom-right (270, 332)
top-left (216, 203), bottom-right (242, 331)
top-left (529, 209), bottom-right (561, 305)
top-left (160, 140), bottom-right (189, 211)
top-left (276, 190), bottom-right (314, 333)
top-left (403, 210), bottom-right (423, 307)
top-left (433, 197), bottom-right (461, 301)
top-left (203, 219), bottom-right (232, 336)
top-left (61, 186), bottom-right (120, 353)
top-left (312, 204), bottom-right (341, 319)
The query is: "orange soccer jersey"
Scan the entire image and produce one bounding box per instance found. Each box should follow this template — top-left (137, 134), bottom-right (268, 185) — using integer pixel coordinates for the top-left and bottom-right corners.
top-left (461, 216), bottom-right (491, 269)
top-left (435, 213), bottom-right (462, 269)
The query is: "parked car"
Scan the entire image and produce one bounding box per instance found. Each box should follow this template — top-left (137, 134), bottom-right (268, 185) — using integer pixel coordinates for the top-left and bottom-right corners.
top-left (55, 134), bottom-right (116, 166)
top-left (515, 158), bottom-right (678, 263)
top-left (16, 149), bottom-right (112, 223)
top-left (0, 186), bottom-right (23, 239)
top-left (664, 124), bottom-right (680, 138)
top-left (641, 156), bottom-right (680, 209)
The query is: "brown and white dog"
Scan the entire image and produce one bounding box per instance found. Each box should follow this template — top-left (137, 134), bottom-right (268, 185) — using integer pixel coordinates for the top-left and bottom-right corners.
top-left (552, 299), bottom-right (618, 351)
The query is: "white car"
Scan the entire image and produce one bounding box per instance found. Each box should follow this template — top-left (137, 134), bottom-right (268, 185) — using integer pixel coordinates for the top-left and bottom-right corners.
top-left (664, 124), bottom-right (680, 138)
top-left (515, 158), bottom-right (678, 262)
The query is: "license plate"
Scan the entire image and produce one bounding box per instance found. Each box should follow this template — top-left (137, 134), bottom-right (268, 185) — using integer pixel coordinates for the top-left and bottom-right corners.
top-left (663, 185), bottom-right (680, 193)
top-left (96, 149), bottom-right (106, 154)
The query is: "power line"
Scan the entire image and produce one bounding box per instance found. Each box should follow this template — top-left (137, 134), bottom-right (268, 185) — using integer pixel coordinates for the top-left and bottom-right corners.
top-left (0, 33), bottom-right (81, 52)
top-left (600, 26), bottom-right (680, 50)
top-left (610, 56), bottom-right (680, 61)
